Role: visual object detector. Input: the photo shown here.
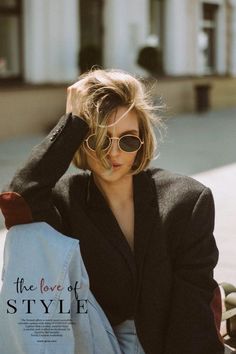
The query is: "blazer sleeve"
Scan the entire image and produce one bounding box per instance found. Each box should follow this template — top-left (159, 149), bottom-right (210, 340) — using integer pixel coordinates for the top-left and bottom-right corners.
top-left (0, 113), bottom-right (89, 232)
top-left (164, 187), bottom-right (225, 354)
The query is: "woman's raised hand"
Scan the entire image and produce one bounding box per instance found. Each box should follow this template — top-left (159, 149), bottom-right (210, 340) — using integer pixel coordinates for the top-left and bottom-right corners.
top-left (66, 80), bottom-right (90, 124)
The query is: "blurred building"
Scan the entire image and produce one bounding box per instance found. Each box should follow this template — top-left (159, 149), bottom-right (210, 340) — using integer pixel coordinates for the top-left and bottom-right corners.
top-left (0, 0), bottom-right (236, 138)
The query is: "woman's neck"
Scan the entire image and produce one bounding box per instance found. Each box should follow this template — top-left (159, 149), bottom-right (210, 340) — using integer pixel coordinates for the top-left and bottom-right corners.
top-left (92, 173), bottom-right (134, 208)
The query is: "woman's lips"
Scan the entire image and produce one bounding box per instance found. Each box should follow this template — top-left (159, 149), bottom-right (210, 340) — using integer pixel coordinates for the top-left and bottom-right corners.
top-left (111, 163), bottom-right (122, 168)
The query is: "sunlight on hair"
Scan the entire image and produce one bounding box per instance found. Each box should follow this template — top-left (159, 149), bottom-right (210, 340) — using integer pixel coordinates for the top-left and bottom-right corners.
top-left (97, 101), bottom-right (136, 128)
top-left (72, 68), bottom-right (168, 174)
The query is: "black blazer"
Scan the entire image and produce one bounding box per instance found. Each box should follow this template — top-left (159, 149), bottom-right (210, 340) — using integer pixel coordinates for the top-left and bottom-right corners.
top-left (0, 113), bottom-right (224, 354)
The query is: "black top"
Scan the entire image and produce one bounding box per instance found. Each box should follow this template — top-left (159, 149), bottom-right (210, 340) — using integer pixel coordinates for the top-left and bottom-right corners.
top-left (0, 113), bottom-right (224, 354)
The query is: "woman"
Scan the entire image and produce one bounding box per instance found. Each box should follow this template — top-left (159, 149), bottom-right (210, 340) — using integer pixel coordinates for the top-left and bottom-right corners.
top-left (0, 69), bottom-right (224, 354)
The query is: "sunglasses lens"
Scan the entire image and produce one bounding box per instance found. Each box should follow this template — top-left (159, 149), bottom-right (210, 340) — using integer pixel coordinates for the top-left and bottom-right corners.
top-left (87, 135), bottom-right (110, 151)
top-left (119, 136), bottom-right (141, 152)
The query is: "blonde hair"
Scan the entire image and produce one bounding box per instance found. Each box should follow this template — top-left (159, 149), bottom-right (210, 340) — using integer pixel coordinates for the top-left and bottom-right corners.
top-left (72, 68), bottom-right (165, 174)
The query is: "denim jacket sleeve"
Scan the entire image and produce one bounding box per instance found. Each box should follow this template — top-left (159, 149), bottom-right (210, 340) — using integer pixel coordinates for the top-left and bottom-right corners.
top-left (0, 222), bottom-right (123, 354)
top-left (0, 113), bottom-right (89, 232)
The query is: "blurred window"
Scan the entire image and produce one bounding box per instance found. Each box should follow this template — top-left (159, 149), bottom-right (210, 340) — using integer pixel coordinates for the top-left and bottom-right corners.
top-left (199, 3), bottom-right (219, 74)
top-left (79, 0), bottom-right (103, 56)
top-left (0, 0), bottom-right (22, 80)
top-left (149, 0), bottom-right (164, 49)
top-left (79, 0), bottom-right (103, 73)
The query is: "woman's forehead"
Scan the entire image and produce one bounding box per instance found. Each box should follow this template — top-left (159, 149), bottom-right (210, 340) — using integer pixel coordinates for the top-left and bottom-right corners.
top-left (107, 107), bottom-right (139, 134)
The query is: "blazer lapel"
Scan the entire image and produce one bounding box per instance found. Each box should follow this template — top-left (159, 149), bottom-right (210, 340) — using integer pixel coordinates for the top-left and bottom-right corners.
top-left (84, 170), bottom-right (164, 299)
top-left (133, 170), bottom-right (170, 312)
top-left (133, 171), bottom-right (160, 278)
top-left (85, 174), bottom-right (137, 283)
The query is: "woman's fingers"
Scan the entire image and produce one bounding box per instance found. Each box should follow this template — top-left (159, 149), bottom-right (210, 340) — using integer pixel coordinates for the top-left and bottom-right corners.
top-left (66, 81), bottom-right (90, 125)
top-left (66, 87), bottom-right (72, 114)
top-left (66, 82), bottom-right (82, 116)
top-left (66, 80), bottom-right (94, 129)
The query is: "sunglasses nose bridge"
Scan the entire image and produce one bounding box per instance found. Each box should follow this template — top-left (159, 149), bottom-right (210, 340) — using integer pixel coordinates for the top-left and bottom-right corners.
top-left (108, 137), bottom-right (120, 153)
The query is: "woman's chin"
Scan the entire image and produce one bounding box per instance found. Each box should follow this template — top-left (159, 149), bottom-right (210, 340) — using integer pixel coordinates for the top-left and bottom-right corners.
top-left (94, 166), bottom-right (131, 183)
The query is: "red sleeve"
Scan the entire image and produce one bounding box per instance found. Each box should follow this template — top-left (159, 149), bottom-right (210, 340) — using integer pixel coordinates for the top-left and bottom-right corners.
top-left (0, 192), bottom-right (33, 229)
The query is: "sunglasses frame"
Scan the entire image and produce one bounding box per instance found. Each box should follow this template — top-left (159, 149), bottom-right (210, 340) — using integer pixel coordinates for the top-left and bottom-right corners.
top-left (84, 134), bottom-right (144, 153)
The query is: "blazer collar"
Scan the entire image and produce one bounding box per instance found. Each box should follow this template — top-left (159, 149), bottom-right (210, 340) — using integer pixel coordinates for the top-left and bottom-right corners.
top-left (84, 169), bottom-right (160, 301)
top-left (86, 170), bottom-right (156, 211)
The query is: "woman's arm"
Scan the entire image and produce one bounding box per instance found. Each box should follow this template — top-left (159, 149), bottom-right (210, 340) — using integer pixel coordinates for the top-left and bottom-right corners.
top-left (0, 113), bottom-right (89, 232)
top-left (164, 187), bottom-right (224, 354)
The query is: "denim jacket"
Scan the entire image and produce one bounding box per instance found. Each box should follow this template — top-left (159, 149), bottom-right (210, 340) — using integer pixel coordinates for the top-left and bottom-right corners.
top-left (0, 222), bottom-right (122, 354)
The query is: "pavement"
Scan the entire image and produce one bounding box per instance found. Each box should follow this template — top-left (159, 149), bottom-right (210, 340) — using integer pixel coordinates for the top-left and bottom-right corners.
top-left (0, 107), bottom-right (236, 287)
top-left (192, 163), bottom-right (236, 285)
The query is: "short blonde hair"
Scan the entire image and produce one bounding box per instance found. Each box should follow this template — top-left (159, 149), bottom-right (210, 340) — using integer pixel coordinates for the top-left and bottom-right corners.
top-left (72, 69), bottom-right (164, 174)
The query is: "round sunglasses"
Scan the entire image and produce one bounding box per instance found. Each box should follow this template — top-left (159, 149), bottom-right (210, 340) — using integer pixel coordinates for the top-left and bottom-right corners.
top-left (84, 134), bottom-right (144, 153)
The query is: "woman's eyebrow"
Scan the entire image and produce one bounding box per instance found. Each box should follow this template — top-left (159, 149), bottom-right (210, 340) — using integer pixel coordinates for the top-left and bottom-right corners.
top-left (107, 129), bottom-right (139, 136)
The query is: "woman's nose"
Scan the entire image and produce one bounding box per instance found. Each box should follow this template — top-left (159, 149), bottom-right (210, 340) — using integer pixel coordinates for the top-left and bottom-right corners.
top-left (108, 138), bottom-right (120, 156)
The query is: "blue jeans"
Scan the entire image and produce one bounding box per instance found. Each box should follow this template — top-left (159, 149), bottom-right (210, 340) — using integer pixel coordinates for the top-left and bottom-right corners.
top-left (113, 319), bottom-right (146, 354)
